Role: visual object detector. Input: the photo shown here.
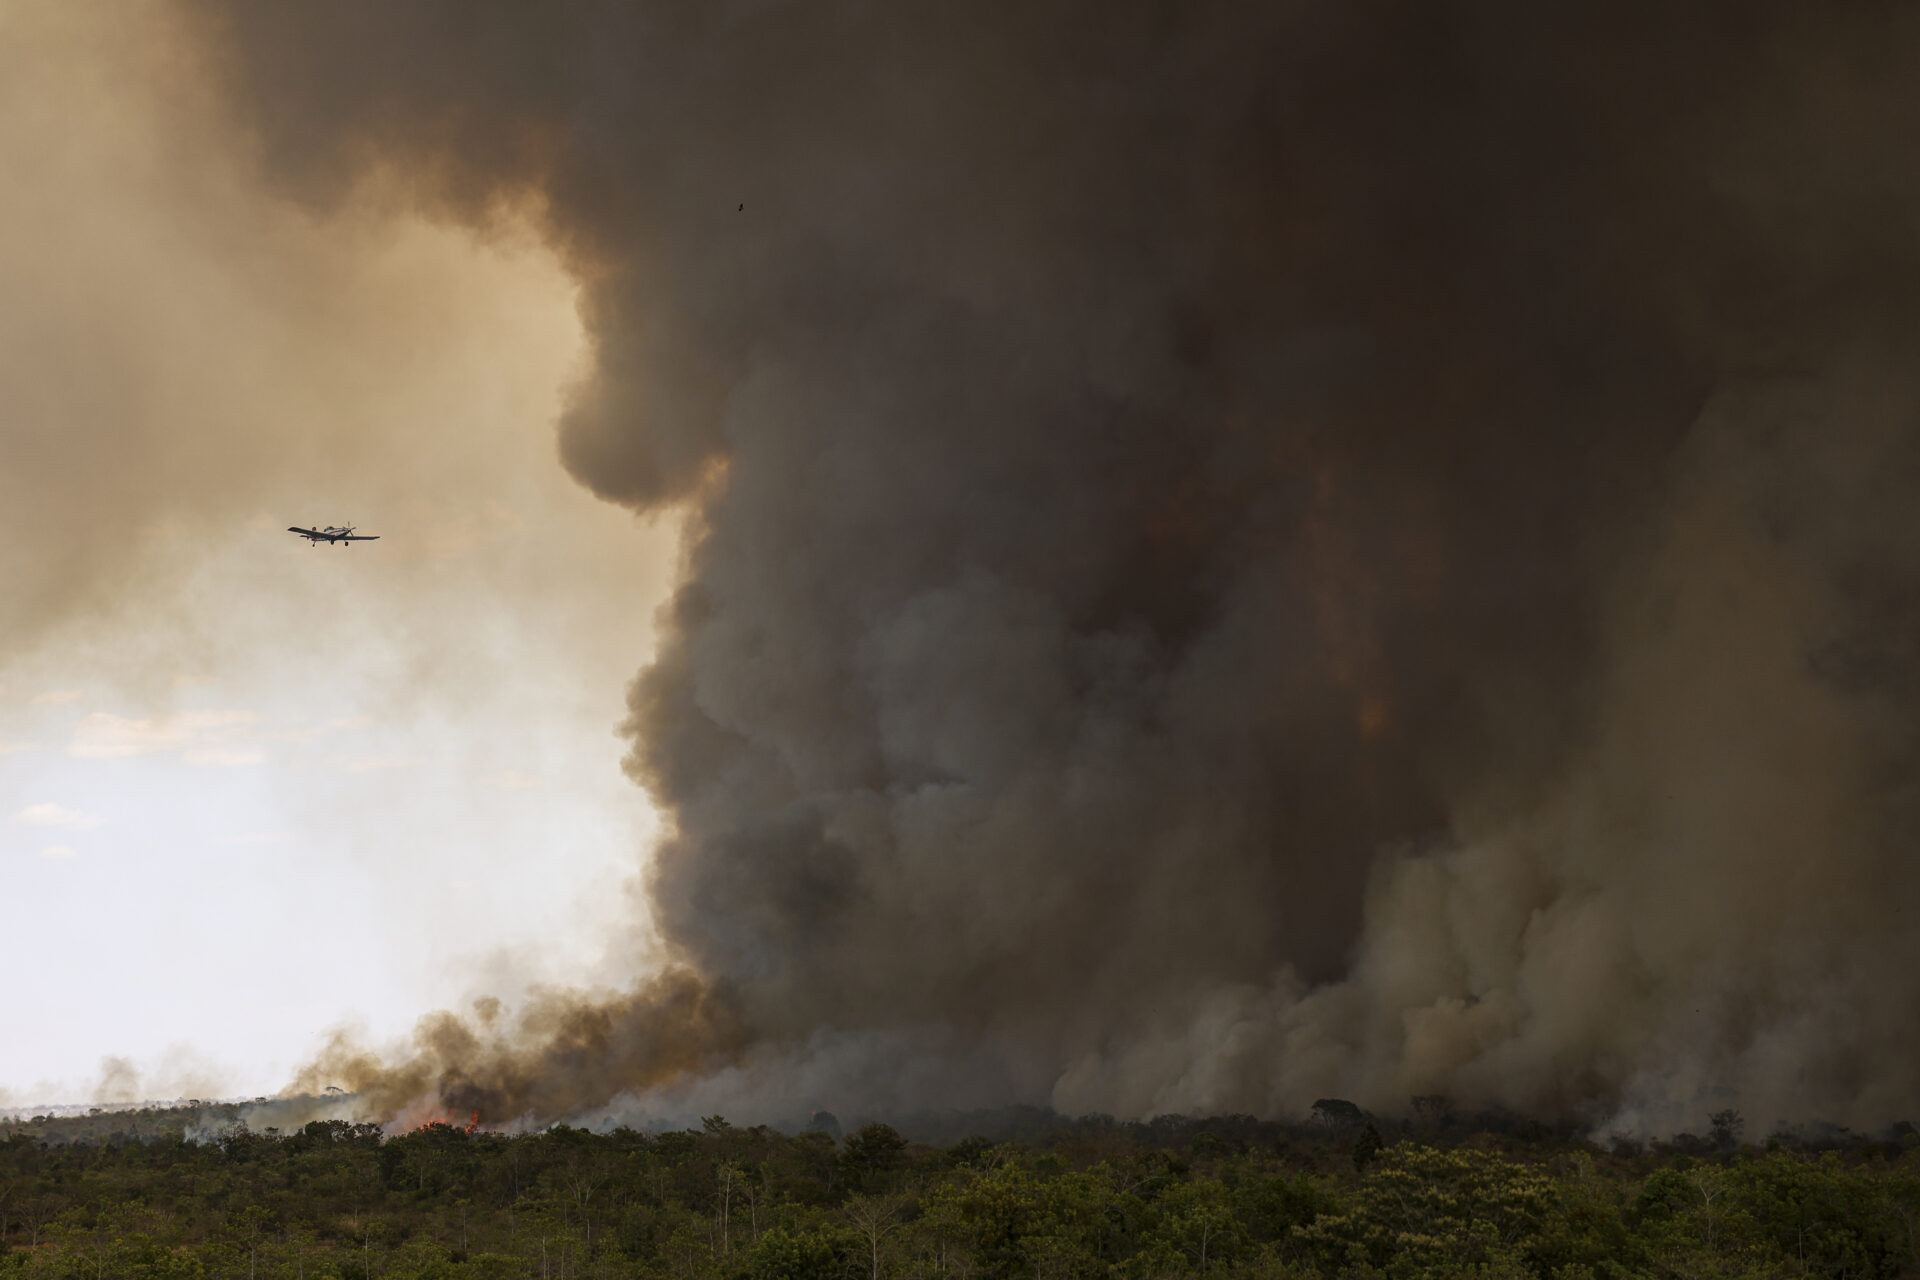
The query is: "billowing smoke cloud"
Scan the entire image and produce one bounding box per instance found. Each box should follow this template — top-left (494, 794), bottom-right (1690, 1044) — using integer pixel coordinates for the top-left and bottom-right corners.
top-left (185, 0), bottom-right (1920, 1133)
top-left (290, 970), bottom-right (742, 1126)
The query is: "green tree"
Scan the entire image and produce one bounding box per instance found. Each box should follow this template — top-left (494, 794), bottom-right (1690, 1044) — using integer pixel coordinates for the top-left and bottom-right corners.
top-left (747, 1226), bottom-right (846, 1280)
top-left (928, 1166), bottom-right (1047, 1280)
top-left (842, 1127), bottom-right (909, 1196)
top-left (842, 1195), bottom-right (908, 1280)
top-left (1296, 1143), bottom-right (1551, 1279)
top-left (1352, 1123), bottom-right (1383, 1174)
top-left (1144, 1178), bottom-right (1243, 1276)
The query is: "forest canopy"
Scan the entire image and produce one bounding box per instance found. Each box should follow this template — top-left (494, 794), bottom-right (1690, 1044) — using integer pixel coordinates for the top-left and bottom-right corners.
top-left (3, 1104), bottom-right (1917, 1280)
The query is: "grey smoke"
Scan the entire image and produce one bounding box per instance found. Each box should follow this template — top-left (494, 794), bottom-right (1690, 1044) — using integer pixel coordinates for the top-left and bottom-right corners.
top-left (187, 0), bottom-right (1920, 1132)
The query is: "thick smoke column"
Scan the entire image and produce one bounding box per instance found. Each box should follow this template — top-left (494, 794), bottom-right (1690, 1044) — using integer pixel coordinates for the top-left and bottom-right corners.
top-left (194, 0), bottom-right (1920, 1131)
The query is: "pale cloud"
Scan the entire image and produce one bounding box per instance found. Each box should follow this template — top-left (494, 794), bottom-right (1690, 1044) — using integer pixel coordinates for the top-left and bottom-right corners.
top-left (224, 830), bottom-right (292, 847)
top-left (339, 754), bottom-right (421, 772)
top-left (482, 769), bottom-right (543, 790)
top-left (0, 739), bottom-right (34, 755)
top-left (31, 689), bottom-right (82, 706)
top-left (69, 710), bottom-right (262, 764)
top-left (11, 803), bottom-right (104, 830)
top-left (35, 845), bottom-right (77, 861)
top-left (182, 746), bottom-right (267, 767)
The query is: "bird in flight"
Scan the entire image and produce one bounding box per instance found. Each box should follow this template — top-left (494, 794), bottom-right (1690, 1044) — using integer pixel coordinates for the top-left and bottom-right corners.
top-left (287, 524), bottom-right (379, 546)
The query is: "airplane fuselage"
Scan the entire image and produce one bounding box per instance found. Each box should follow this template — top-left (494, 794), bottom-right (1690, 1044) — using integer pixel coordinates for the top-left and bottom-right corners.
top-left (288, 525), bottom-right (380, 545)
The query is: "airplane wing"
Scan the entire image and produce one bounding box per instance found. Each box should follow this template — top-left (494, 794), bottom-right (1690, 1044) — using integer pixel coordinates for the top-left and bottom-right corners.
top-left (342, 534), bottom-right (380, 541)
top-left (287, 527), bottom-right (321, 536)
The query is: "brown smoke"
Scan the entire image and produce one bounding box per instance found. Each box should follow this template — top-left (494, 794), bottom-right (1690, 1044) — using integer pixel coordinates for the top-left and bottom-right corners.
top-left (288, 969), bottom-right (742, 1125)
top-left (182, 0), bottom-right (1920, 1132)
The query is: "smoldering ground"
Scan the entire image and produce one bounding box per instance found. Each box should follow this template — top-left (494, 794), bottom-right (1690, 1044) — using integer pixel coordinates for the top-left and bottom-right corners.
top-left (186, 0), bottom-right (1920, 1134)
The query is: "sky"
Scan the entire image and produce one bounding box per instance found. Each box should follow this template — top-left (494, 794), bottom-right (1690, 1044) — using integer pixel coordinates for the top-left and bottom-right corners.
top-left (0, 0), bottom-right (677, 1106)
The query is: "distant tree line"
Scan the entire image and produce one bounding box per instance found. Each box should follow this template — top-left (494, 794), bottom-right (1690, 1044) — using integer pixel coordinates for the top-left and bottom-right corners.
top-left (1, 1102), bottom-right (1917, 1280)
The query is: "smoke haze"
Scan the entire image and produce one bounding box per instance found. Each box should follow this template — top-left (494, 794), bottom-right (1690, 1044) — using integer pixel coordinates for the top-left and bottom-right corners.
top-left (179, 0), bottom-right (1920, 1133)
top-left (0, 0), bottom-right (677, 1102)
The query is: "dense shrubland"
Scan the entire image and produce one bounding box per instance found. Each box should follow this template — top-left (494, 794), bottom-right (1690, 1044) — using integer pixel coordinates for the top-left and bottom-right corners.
top-left (1, 1105), bottom-right (1916, 1280)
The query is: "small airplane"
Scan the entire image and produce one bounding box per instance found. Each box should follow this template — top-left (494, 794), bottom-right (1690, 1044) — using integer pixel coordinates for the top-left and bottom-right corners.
top-left (287, 524), bottom-right (380, 546)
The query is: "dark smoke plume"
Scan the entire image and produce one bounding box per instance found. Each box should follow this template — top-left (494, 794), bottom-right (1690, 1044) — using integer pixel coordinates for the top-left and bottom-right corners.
top-left (188, 0), bottom-right (1920, 1133)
